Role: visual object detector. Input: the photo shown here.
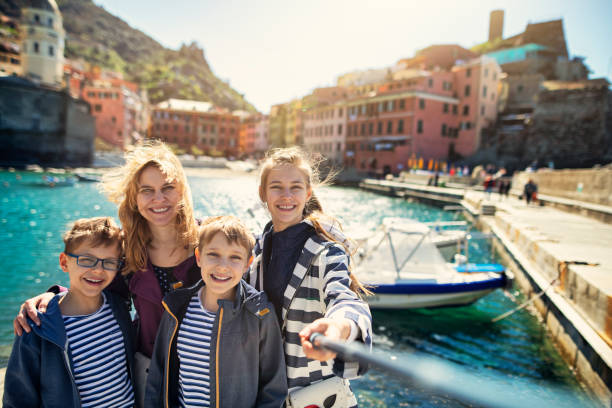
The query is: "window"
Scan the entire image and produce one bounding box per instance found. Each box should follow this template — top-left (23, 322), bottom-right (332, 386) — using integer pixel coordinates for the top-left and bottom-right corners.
top-left (463, 105), bottom-right (470, 116)
top-left (452, 105), bottom-right (458, 115)
top-left (387, 100), bottom-right (394, 111)
top-left (210, 125), bottom-right (216, 133)
top-left (202, 124), bottom-right (208, 132)
top-left (185, 126), bottom-right (190, 132)
top-left (338, 108), bottom-right (343, 117)
top-left (481, 106), bottom-right (485, 115)
top-left (443, 103), bottom-right (449, 113)
top-left (173, 125), bottom-right (179, 131)
top-left (419, 99), bottom-right (425, 109)
top-left (466, 68), bottom-right (471, 77)
top-left (87, 92), bottom-right (95, 98)
top-left (428, 78), bottom-right (433, 88)
top-left (220, 127), bottom-right (225, 133)
top-left (361, 123), bottom-right (366, 135)
top-left (337, 142), bottom-right (341, 152)
top-left (517, 85), bottom-right (524, 93)
top-left (464, 85), bottom-right (471, 97)
top-left (33, 42), bottom-right (39, 53)
top-left (377, 121), bottom-right (383, 135)
top-left (398, 119), bottom-right (404, 133)
top-left (34, 14), bottom-right (40, 23)
top-left (378, 102), bottom-right (384, 112)
top-left (347, 125), bottom-right (352, 137)
top-left (163, 124), bottom-right (168, 131)
top-left (338, 124), bottom-right (342, 135)
top-left (111, 116), bottom-right (116, 123)
top-left (441, 124), bottom-right (447, 136)
top-left (399, 99), bottom-right (405, 109)
top-left (368, 123), bottom-right (374, 135)
top-left (484, 68), bottom-right (488, 77)
top-left (387, 120), bottom-right (393, 134)
top-left (483, 85), bottom-right (487, 97)
top-left (47, 18), bottom-right (53, 27)
top-left (466, 122), bottom-right (472, 129)
top-left (48, 45), bottom-right (54, 56)
top-left (94, 104), bottom-right (102, 112)
top-left (417, 120), bottom-right (423, 134)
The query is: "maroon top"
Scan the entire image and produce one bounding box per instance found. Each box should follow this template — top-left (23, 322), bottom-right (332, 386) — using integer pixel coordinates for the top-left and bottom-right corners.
top-left (108, 255), bottom-right (201, 358)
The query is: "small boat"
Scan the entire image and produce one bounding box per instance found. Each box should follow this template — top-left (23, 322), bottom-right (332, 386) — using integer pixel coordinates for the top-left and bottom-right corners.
top-left (354, 218), bottom-right (511, 309)
top-left (75, 173), bottom-right (101, 182)
top-left (42, 175), bottom-right (77, 187)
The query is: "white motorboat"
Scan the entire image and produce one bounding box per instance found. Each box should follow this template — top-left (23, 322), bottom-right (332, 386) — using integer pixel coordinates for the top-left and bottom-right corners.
top-left (354, 218), bottom-right (511, 309)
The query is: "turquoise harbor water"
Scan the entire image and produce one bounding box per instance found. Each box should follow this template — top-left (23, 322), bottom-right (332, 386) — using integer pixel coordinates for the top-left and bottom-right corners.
top-left (0, 170), bottom-right (599, 407)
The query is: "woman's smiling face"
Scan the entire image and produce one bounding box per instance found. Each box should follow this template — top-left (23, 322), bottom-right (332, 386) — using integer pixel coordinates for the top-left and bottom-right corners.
top-left (136, 165), bottom-right (181, 227)
top-left (262, 164), bottom-right (312, 232)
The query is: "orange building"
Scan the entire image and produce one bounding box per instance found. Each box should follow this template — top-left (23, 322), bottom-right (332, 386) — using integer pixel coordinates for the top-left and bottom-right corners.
top-left (150, 99), bottom-right (241, 158)
top-left (81, 77), bottom-right (148, 149)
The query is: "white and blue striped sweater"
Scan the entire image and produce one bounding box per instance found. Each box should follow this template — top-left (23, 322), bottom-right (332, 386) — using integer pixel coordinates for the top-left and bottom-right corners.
top-left (247, 220), bottom-right (372, 403)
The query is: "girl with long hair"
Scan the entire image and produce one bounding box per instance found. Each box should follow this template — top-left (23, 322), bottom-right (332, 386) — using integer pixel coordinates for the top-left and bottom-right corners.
top-left (247, 147), bottom-right (372, 407)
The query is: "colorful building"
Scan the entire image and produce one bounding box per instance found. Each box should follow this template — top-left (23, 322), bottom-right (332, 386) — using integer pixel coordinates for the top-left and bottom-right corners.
top-left (342, 57), bottom-right (501, 175)
top-left (150, 98), bottom-right (241, 157)
top-left (302, 103), bottom-right (347, 165)
top-left (81, 76), bottom-right (148, 149)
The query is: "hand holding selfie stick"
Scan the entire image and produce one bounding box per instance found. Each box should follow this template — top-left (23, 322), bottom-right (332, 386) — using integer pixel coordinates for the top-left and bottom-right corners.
top-left (309, 333), bottom-right (585, 408)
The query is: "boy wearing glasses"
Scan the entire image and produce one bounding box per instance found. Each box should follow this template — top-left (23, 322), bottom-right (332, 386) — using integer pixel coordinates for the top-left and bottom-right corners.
top-left (3, 217), bottom-right (136, 408)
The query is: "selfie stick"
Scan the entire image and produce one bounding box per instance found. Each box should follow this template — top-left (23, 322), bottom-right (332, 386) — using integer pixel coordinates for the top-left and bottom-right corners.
top-left (309, 333), bottom-right (585, 408)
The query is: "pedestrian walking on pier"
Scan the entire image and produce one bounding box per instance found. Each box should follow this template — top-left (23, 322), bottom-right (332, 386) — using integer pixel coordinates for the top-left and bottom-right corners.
top-left (524, 179), bottom-right (538, 205)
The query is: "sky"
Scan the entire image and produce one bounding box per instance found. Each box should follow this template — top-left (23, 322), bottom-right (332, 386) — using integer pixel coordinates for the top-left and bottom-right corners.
top-left (94, 0), bottom-right (612, 113)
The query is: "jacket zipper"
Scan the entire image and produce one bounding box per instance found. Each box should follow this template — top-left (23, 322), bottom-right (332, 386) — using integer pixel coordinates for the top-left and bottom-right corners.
top-left (162, 301), bottom-right (179, 408)
top-left (215, 307), bottom-right (224, 408)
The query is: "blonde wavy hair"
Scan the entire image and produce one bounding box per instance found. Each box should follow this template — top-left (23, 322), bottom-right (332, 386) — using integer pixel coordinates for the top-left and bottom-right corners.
top-left (100, 141), bottom-right (198, 274)
top-left (258, 147), bottom-right (371, 297)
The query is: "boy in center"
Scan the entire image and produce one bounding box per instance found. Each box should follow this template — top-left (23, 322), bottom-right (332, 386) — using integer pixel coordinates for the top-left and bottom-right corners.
top-left (145, 215), bottom-right (287, 407)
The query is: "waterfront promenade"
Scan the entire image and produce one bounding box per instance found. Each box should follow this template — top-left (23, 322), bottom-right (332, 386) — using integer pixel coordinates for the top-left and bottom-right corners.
top-left (361, 177), bottom-right (612, 405)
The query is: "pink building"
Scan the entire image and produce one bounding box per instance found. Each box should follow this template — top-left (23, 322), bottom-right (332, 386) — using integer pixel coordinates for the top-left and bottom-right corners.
top-left (342, 57), bottom-right (501, 175)
top-left (302, 103), bottom-right (347, 165)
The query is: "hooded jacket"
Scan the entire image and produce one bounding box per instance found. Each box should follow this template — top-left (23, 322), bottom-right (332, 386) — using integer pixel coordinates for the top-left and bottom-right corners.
top-left (145, 279), bottom-right (287, 408)
top-left (3, 290), bottom-right (135, 408)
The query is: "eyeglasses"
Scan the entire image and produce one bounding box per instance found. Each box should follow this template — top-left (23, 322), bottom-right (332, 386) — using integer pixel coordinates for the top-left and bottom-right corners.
top-left (65, 253), bottom-right (122, 272)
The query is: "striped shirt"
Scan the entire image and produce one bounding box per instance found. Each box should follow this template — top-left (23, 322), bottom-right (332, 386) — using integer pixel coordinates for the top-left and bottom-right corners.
top-left (62, 293), bottom-right (134, 408)
top-left (177, 289), bottom-right (216, 407)
top-left (249, 221), bottom-right (373, 407)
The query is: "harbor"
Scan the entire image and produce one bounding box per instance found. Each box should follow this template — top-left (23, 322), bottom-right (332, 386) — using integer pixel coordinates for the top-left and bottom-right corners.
top-left (0, 168), bottom-right (605, 407)
top-left (361, 169), bottom-right (612, 406)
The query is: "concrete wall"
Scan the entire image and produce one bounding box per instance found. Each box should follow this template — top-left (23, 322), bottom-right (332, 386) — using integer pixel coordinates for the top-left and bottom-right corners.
top-left (0, 77), bottom-right (94, 167)
top-left (513, 169), bottom-right (612, 206)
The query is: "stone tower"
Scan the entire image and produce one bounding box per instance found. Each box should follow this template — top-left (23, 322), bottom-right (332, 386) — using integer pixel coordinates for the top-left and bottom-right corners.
top-left (20, 0), bottom-right (65, 87)
top-left (489, 9), bottom-right (504, 42)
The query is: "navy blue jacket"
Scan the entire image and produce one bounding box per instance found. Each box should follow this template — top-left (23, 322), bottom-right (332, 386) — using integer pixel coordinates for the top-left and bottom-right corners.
top-left (3, 291), bottom-right (136, 408)
top-left (145, 279), bottom-right (287, 408)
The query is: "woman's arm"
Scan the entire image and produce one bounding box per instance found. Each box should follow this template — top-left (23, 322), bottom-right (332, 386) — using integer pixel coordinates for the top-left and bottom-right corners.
top-left (13, 292), bottom-right (56, 335)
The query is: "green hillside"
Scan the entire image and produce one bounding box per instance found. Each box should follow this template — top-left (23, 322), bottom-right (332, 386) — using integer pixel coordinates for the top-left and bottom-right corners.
top-left (0, 0), bottom-right (256, 111)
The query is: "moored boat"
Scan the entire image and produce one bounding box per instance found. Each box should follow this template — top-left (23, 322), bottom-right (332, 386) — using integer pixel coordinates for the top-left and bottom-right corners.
top-left (354, 218), bottom-right (512, 309)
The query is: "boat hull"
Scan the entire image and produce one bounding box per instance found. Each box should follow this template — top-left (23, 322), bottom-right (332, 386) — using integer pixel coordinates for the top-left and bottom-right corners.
top-left (365, 273), bottom-right (508, 309)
